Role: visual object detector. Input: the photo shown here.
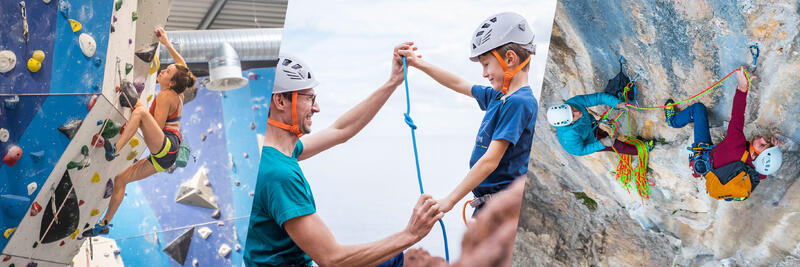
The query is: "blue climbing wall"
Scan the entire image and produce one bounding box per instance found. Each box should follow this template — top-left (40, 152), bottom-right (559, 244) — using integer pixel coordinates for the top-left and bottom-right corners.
top-left (110, 67), bottom-right (274, 267)
top-left (0, 0), bottom-right (112, 253)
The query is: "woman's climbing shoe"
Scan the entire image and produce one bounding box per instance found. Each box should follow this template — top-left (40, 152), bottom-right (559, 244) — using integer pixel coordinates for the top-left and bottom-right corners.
top-left (83, 222), bottom-right (112, 237)
top-left (664, 99), bottom-right (676, 127)
top-left (644, 139), bottom-right (655, 152)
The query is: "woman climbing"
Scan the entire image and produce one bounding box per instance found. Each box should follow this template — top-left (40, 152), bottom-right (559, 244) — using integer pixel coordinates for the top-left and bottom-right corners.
top-left (664, 67), bottom-right (782, 201)
top-left (86, 27), bottom-right (196, 236)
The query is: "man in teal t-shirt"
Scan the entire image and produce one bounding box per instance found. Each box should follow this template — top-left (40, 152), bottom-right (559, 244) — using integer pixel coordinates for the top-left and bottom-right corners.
top-left (244, 55), bottom-right (443, 267)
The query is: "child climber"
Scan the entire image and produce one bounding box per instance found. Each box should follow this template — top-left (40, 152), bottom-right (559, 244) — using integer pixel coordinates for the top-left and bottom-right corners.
top-left (396, 12), bottom-right (537, 214)
top-left (664, 68), bottom-right (782, 201)
top-left (546, 93), bottom-right (654, 156)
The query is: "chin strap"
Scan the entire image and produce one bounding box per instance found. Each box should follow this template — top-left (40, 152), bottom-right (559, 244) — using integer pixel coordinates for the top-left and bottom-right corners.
top-left (491, 49), bottom-right (531, 95)
top-left (267, 91), bottom-right (304, 137)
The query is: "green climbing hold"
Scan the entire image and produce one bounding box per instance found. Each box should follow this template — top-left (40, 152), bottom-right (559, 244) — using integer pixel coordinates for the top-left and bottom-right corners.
top-left (131, 11), bottom-right (138, 22)
top-left (10, 264), bottom-right (15, 267)
top-left (101, 119), bottom-right (121, 139)
top-left (66, 160), bottom-right (89, 170)
top-left (81, 145), bottom-right (89, 156)
top-left (125, 63), bottom-right (133, 75)
top-left (115, 0), bottom-right (122, 11)
top-left (32, 241), bottom-right (37, 248)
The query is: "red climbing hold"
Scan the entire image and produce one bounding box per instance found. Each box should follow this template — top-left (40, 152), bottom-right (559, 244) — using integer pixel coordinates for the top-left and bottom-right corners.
top-left (91, 133), bottom-right (105, 148)
top-left (120, 123), bottom-right (127, 135)
top-left (2, 255), bottom-right (10, 261)
top-left (78, 200), bottom-right (84, 206)
top-left (59, 240), bottom-right (65, 246)
top-left (29, 202), bottom-right (42, 216)
top-left (88, 94), bottom-right (98, 111)
top-left (3, 145), bottom-right (22, 166)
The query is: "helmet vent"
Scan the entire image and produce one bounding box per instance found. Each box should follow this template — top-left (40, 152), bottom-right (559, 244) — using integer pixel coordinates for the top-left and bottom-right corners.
top-left (291, 64), bottom-right (302, 69)
top-left (283, 69), bottom-right (302, 80)
top-left (481, 23), bottom-right (491, 29)
top-left (476, 30), bottom-right (484, 37)
top-left (282, 59), bottom-right (292, 66)
top-left (489, 17), bottom-right (497, 23)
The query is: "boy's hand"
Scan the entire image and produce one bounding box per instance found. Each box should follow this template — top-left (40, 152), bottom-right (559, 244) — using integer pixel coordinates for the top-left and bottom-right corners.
top-left (394, 42), bottom-right (423, 67)
top-left (435, 197), bottom-right (455, 213)
top-left (155, 27), bottom-right (169, 45)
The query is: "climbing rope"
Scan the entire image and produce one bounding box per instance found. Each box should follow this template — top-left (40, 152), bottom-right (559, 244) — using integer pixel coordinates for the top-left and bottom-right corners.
top-left (597, 68), bottom-right (751, 201)
top-left (402, 56), bottom-right (450, 262)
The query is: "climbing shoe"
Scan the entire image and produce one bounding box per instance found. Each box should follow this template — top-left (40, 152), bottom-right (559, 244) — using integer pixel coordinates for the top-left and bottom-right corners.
top-left (104, 143), bottom-right (119, 162)
top-left (83, 222), bottom-right (112, 237)
top-left (643, 139), bottom-right (655, 152)
top-left (664, 99), bottom-right (676, 127)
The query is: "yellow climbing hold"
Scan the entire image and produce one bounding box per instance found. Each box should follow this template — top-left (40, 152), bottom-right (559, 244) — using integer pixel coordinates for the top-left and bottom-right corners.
top-left (149, 54), bottom-right (160, 75)
top-left (70, 228), bottom-right (80, 239)
top-left (32, 50), bottom-right (45, 62)
top-left (4, 227), bottom-right (16, 238)
top-left (27, 58), bottom-right (41, 72)
top-left (69, 19), bottom-right (82, 32)
top-left (129, 138), bottom-right (139, 148)
top-left (147, 94), bottom-right (153, 102)
top-left (91, 172), bottom-right (100, 183)
top-left (126, 151), bottom-right (138, 161)
top-left (90, 209), bottom-right (100, 216)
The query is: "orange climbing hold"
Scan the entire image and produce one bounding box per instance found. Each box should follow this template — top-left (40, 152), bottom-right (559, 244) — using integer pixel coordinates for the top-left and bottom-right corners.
top-left (3, 145), bottom-right (22, 166)
top-left (88, 94), bottom-right (98, 110)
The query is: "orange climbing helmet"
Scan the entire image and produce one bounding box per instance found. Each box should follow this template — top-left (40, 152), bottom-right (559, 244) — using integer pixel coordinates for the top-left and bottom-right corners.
top-left (469, 12), bottom-right (536, 94)
top-left (267, 55), bottom-right (319, 137)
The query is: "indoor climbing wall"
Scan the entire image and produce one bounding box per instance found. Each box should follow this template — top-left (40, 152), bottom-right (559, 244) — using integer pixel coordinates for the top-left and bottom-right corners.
top-left (0, 0), bottom-right (172, 266)
top-left (107, 67), bottom-right (274, 267)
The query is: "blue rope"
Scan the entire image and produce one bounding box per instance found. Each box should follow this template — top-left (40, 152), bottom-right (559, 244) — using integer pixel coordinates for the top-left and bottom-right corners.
top-left (402, 56), bottom-right (450, 262)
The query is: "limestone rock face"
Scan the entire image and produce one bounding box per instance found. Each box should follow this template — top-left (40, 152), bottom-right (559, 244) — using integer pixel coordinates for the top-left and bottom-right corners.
top-left (514, 1), bottom-right (800, 266)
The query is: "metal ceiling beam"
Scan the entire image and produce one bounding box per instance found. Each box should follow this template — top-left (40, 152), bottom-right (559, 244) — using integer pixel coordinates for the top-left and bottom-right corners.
top-left (196, 0), bottom-right (228, 30)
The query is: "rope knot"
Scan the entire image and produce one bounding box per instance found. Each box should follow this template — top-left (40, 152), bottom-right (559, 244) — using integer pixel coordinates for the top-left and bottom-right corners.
top-left (404, 113), bottom-right (417, 130)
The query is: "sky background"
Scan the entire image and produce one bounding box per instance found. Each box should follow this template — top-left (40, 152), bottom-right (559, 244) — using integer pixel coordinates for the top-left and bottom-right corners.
top-left (280, 0), bottom-right (556, 261)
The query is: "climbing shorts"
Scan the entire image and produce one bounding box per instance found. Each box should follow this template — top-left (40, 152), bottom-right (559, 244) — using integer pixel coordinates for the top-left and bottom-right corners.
top-left (150, 128), bottom-right (182, 172)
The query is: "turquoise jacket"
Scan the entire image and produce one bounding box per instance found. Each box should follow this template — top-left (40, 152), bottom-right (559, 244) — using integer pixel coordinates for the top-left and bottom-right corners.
top-left (555, 93), bottom-right (621, 156)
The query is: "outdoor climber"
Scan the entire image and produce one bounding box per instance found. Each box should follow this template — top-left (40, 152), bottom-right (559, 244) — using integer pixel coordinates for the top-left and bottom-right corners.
top-left (87, 27), bottom-right (196, 236)
top-left (547, 93), bottom-right (654, 156)
top-left (664, 68), bottom-right (782, 201)
top-left (244, 55), bottom-right (443, 267)
top-left (394, 12), bottom-right (537, 215)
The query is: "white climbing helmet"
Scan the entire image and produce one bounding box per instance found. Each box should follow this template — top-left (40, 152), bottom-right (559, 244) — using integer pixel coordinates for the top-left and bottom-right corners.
top-left (547, 104), bottom-right (574, 127)
top-left (469, 12), bottom-right (536, 62)
top-left (753, 146), bottom-right (782, 175)
top-left (273, 54), bottom-right (319, 94)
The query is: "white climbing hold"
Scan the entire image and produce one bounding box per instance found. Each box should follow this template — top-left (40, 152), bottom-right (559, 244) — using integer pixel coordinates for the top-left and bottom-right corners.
top-left (175, 167), bottom-right (219, 209)
top-left (192, 258), bottom-right (198, 267)
top-left (0, 128), bottom-right (9, 142)
top-left (43, 0), bottom-right (51, 3)
top-left (218, 244), bottom-right (231, 257)
top-left (197, 227), bottom-right (212, 240)
top-left (79, 33), bottom-right (97, 57)
top-left (0, 50), bottom-right (17, 73)
top-left (233, 226), bottom-right (238, 241)
top-left (234, 244), bottom-right (241, 252)
top-left (27, 182), bottom-right (37, 195)
top-left (216, 221), bottom-right (224, 226)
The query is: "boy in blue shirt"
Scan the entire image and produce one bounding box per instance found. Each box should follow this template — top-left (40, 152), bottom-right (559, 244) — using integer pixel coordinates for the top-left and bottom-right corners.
top-left (395, 12), bottom-right (538, 214)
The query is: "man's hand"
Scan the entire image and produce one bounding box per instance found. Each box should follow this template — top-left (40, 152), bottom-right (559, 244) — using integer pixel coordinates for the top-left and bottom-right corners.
top-left (154, 27), bottom-right (169, 45)
top-left (389, 50), bottom-right (405, 87)
top-left (394, 42), bottom-right (423, 68)
top-left (404, 195), bottom-right (444, 242)
top-left (736, 67), bottom-right (756, 93)
top-left (600, 136), bottom-right (614, 147)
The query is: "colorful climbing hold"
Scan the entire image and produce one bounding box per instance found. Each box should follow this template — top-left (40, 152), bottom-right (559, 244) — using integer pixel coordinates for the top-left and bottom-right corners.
top-left (90, 209), bottom-right (100, 216)
top-left (91, 172), bottom-right (100, 183)
top-left (131, 11), bottom-right (138, 21)
top-left (103, 179), bottom-right (113, 199)
top-left (4, 227), bottom-right (16, 238)
top-left (27, 182), bottom-right (36, 195)
top-left (129, 138), bottom-right (139, 148)
top-left (26, 261), bottom-right (36, 267)
top-left (27, 58), bottom-right (41, 72)
top-left (79, 200), bottom-right (85, 206)
top-left (101, 119), bottom-right (122, 139)
top-left (91, 133), bottom-right (105, 147)
top-left (125, 63), bottom-right (133, 74)
top-left (88, 94), bottom-right (98, 110)
top-left (81, 145), bottom-right (89, 156)
top-left (147, 94), bottom-right (153, 102)
top-left (70, 228), bottom-right (79, 239)
top-left (69, 19), bottom-right (82, 32)
top-left (0, 50), bottom-right (17, 73)
top-left (31, 50), bottom-right (44, 63)
top-left (250, 122), bottom-right (256, 130)
top-left (110, 24), bottom-right (115, 33)
top-left (113, 15), bottom-right (118, 23)
top-left (247, 72), bottom-right (258, 80)
top-left (115, 0), bottom-right (123, 11)
top-left (126, 151), bottom-right (138, 161)
top-left (2, 255), bottom-right (9, 261)
top-left (58, 0), bottom-right (69, 17)
top-left (29, 150), bottom-right (44, 162)
top-left (0, 128), bottom-right (9, 142)
top-left (79, 33), bottom-right (97, 57)
top-left (59, 240), bottom-right (65, 246)
top-left (29, 201), bottom-right (42, 216)
top-left (149, 54), bottom-right (160, 75)
top-left (119, 80), bottom-right (138, 108)
top-left (32, 241), bottom-right (37, 248)
top-left (243, 153), bottom-right (249, 159)
top-left (3, 145), bottom-right (22, 166)
top-left (58, 119), bottom-right (83, 139)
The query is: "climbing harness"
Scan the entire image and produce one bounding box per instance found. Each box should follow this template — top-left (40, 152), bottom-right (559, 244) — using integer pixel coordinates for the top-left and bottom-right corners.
top-left (689, 143), bottom-right (714, 175)
top-left (461, 194), bottom-right (492, 224)
top-left (401, 57), bottom-right (450, 262)
top-left (749, 43), bottom-right (760, 70)
top-left (490, 50), bottom-right (531, 95)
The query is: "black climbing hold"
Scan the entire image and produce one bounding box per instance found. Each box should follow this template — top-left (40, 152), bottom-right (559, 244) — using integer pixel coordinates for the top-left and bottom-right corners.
top-left (119, 80), bottom-right (139, 108)
top-left (110, 24), bottom-right (115, 33)
top-left (39, 171), bottom-right (79, 244)
top-left (135, 43), bottom-right (158, 63)
top-left (103, 179), bottom-right (113, 199)
top-left (211, 209), bottom-right (220, 219)
top-left (103, 137), bottom-right (117, 162)
top-left (84, 223), bottom-right (90, 229)
top-left (58, 119), bottom-right (83, 139)
top-left (26, 262), bottom-right (36, 267)
top-left (163, 227), bottom-right (194, 265)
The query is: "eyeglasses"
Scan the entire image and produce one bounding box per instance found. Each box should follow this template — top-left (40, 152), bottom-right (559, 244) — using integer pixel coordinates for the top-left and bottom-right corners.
top-left (297, 93), bottom-right (317, 105)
